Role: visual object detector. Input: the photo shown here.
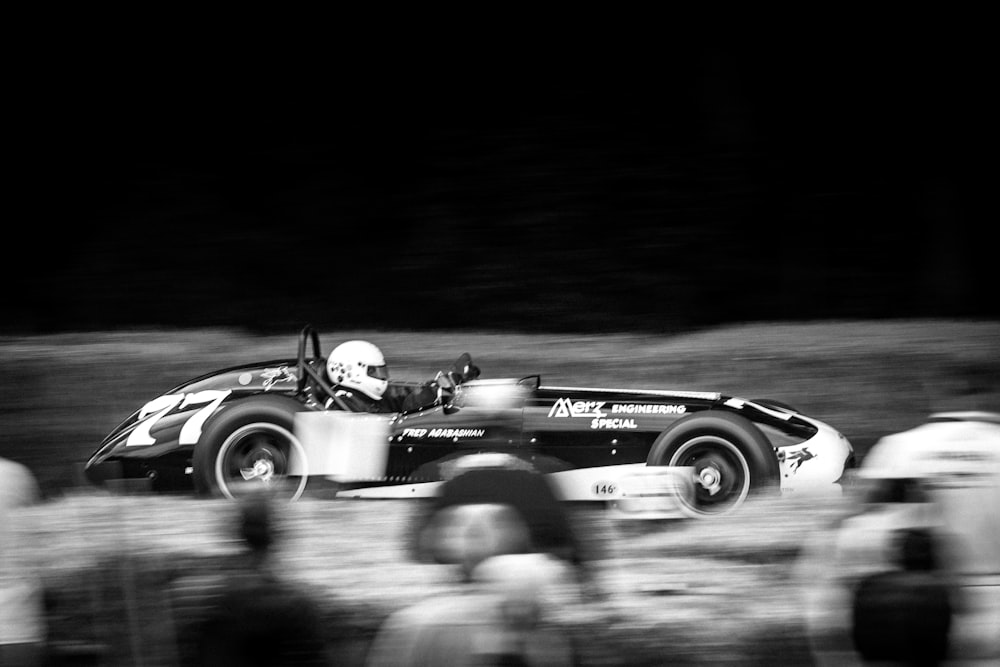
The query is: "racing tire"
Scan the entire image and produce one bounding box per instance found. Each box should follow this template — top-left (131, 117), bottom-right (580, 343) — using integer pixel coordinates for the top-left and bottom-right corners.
top-left (192, 396), bottom-right (309, 502)
top-left (646, 411), bottom-right (780, 518)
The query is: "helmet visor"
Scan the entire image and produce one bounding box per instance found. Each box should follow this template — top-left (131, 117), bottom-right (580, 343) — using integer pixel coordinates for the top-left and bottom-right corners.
top-left (367, 364), bottom-right (389, 381)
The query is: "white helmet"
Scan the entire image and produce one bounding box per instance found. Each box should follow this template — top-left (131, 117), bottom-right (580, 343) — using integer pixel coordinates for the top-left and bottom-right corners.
top-left (326, 340), bottom-right (389, 400)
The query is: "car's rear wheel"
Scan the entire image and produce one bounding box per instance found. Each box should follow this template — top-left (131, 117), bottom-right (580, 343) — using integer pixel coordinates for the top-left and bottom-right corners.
top-left (647, 411), bottom-right (779, 517)
top-left (193, 397), bottom-right (308, 501)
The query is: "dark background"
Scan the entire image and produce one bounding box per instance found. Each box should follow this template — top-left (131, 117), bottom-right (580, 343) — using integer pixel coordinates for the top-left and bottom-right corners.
top-left (8, 38), bottom-right (994, 334)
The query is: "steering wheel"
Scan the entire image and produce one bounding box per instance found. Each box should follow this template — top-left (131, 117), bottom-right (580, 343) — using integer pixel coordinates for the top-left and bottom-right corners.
top-left (448, 353), bottom-right (481, 385)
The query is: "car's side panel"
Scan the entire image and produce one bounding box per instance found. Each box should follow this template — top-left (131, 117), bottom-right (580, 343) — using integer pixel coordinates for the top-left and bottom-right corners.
top-left (388, 401), bottom-right (525, 481)
top-left (387, 412), bottom-right (470, 482)
top-left (524, 388), bottom-right (721, 469)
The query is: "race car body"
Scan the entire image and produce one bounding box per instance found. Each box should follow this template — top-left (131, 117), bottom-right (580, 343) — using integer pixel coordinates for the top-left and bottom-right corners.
top-left (85, 326), bottom-right (853, 517)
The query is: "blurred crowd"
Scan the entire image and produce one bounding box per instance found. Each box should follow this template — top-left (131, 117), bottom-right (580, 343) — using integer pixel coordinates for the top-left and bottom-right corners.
top-left (799, 411), bottom-right (1000, 666)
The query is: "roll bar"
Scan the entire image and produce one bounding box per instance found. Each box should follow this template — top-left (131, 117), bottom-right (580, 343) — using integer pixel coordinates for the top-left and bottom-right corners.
top-left (296, 324), bottom-right (350, 411)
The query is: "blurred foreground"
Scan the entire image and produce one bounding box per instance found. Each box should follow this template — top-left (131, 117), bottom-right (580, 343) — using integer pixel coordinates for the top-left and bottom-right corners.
top-left (4, 450), bottom-right (999, 665)
top-left (800, 411), bottom-right (1000, 666)
top-left (5, 485), bottom-right (849, 666)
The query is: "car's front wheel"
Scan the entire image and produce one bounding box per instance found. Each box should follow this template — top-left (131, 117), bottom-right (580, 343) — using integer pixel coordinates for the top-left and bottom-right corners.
top-left (193, 397), bottom-right (308, 501)
top-left (647, 411), bottom-right (779, 517)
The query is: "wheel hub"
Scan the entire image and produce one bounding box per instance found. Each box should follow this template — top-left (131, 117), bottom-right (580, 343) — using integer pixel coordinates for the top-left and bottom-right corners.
top-left (240, 455), bottom-right (276, 483)
top-left (698, 466), bottom-right (723, 495)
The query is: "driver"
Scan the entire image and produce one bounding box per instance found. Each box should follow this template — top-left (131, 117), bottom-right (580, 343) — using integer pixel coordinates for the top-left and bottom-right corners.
top-left (324, 340), bottom-right (394, 413)
top-left (324, 341), bottom-right (481, 414)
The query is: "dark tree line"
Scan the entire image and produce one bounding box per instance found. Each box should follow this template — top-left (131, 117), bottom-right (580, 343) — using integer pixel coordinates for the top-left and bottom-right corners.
top-left (8, 46), bottom-right (992, 334)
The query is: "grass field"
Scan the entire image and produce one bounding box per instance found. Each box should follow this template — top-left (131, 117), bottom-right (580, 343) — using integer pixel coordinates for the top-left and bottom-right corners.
top-left (2, 320), bottom-right (998, 665)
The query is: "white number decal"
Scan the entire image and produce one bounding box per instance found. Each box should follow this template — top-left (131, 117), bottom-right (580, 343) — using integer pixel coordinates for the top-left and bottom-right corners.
top-left (126, 394), bottom-right (184, 446)
top-left (177, 390), bottom-right (231, 444)
top-left (126, 390), bottom-right (232, 447)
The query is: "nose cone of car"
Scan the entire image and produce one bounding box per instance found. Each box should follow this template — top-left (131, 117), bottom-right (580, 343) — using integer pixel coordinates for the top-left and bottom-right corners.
top-left (84, 456), bottom-right (123, 485)
top-left (83, 435), bottom-right (126, 485)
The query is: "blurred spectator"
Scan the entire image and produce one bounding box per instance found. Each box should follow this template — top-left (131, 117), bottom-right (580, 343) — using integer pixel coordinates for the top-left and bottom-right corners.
top-left (852, 527), bottom-right (954, 665)
top-left (801, 410), bottom-right (1000, 665)
top-left (367, 466), bottom-right (585, 666)
top-left (189, 493), bottom-right (330, 666)
top-left (0, 457), bottom-right (45, 667)
top-left (419, 502), bottom-right (533, 581)
top-left (413, 466), bottom-right (594, 585)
